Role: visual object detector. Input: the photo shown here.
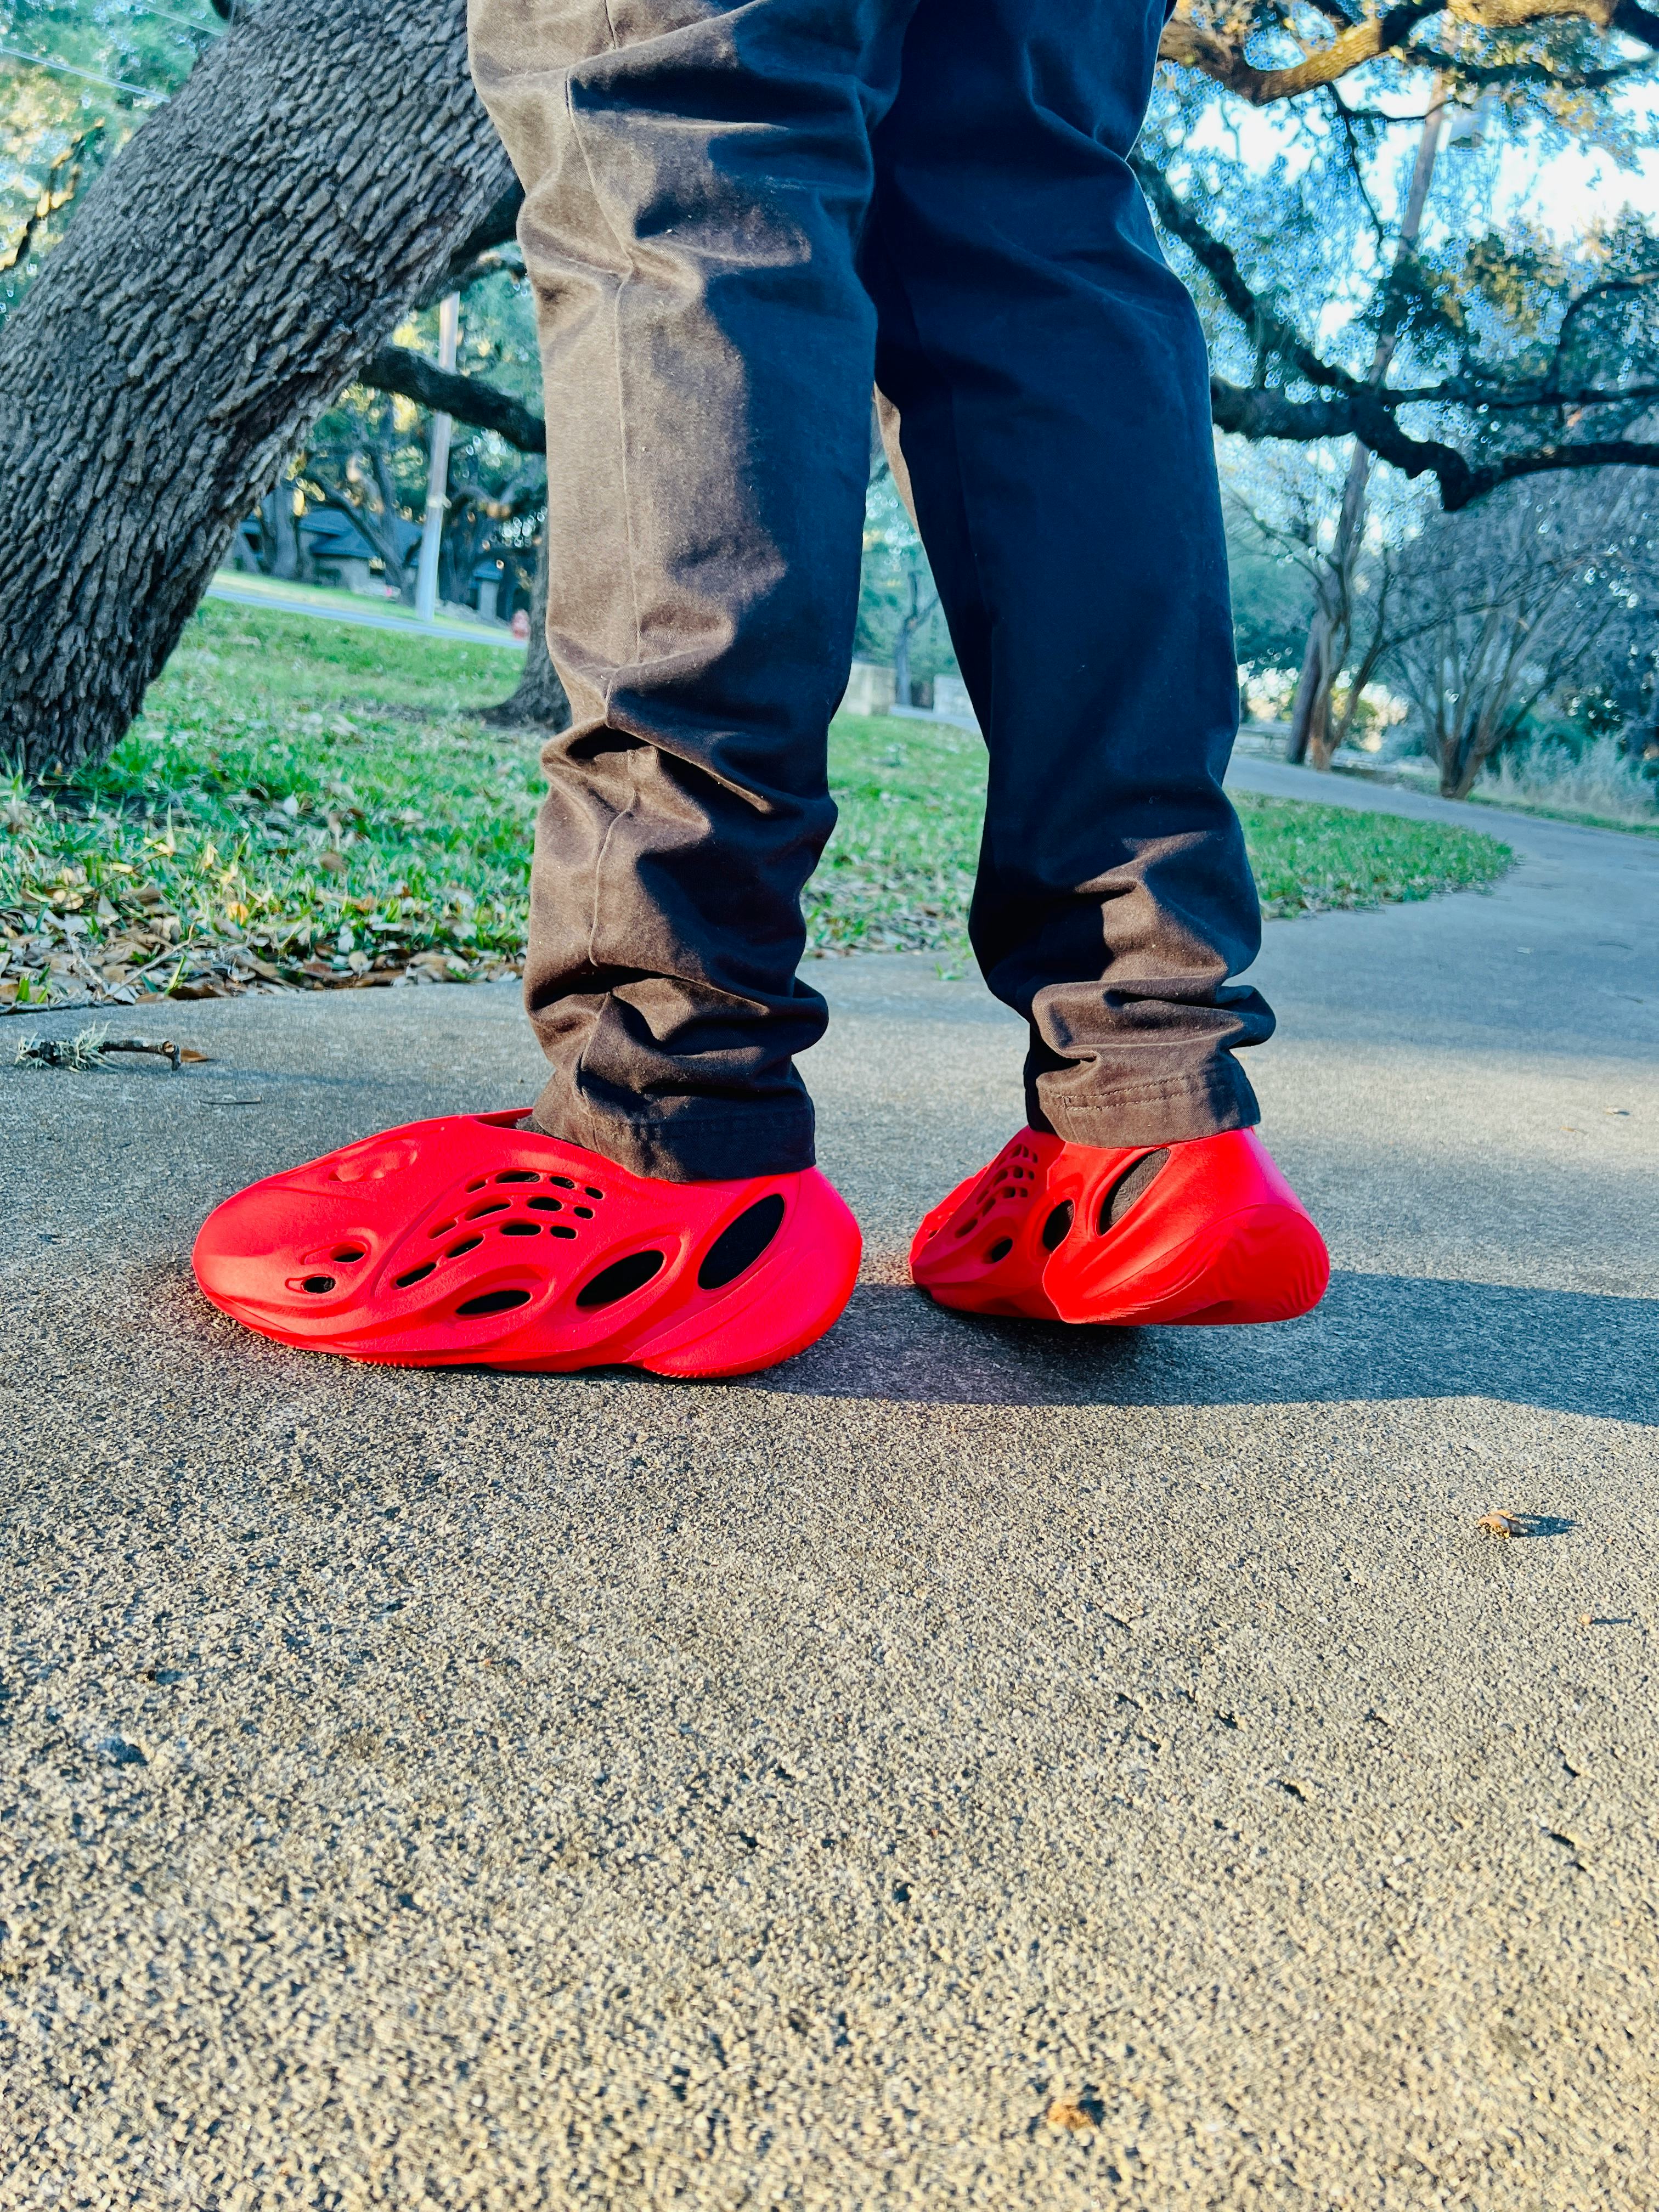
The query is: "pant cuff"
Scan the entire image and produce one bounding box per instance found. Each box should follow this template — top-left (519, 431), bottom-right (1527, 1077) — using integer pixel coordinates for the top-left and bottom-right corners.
top-left (529, 1080), bottom-right (816, 1185)
top-left (1028, 1060), bottom-right (1261, 1149)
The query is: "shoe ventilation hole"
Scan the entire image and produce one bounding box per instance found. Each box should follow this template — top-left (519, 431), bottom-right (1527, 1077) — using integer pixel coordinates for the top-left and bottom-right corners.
top-left (300, 1274), bottom-right (336, 1294)
top-left (576, 1250), bottom-right (665, 1308)
top-left (500, 1221), bottom-right (540, 1238)
top-left (428, 1217), bottom-right (456, 1238)
top-left (527, 1197), bottom-right (563, 1214)
top-left (985, 1237), bottom-right (1013, 1263)
top-left (698, 1194), bottom-right (785, 1291)
top-left (457, 1286), bottom-right (532, 1318)
top-left (584, 1186), bottom-right (604, 1200)
top-left (446, 1235), bottom-right (483, 1259)
top-left (1098, 1149), bottom-right (1171, 1233)
top-left (331, 1245), bottom-right (366, 1264)
top-left (1041, 1200), bottom-right (1074, 1251)
top-left (549, 1175), bottom-right (575, 1189)
top-left (550, 1225), bottom-right (577, 1240)
top-left (573, 1205), bottom-right (594, 1219)
top-left (465, 1178), bottom-right (488, 1192)
top-left (495, 1170), bottom-right (539, 1184)
top-left (396, 1260), bottom-right (436, 1288)
top-left (466, 1198), bottom-right (510, 1220)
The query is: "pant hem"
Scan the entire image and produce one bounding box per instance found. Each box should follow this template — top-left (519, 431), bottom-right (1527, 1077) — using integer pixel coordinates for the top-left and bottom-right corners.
top-left (529, 1088), bottom-right (816, 1185)
top-left (1028, 1065), bottom-right (1260, 1149)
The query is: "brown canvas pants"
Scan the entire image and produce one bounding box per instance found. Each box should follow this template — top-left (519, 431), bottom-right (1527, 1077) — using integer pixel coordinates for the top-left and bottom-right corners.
top-left (469, 0), bottom-right (1273, 1183)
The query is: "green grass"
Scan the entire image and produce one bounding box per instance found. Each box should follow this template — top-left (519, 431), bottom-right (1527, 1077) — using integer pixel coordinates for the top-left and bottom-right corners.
top-left (1, 601), bottom-right (1513, 1008)
top-left (1464, 789), bottom-right (1659, 839)
top-left (814, 713), bottom-right (1514, 949)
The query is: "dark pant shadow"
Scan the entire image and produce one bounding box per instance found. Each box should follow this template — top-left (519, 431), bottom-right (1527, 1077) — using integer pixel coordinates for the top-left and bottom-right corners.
top-left (753, 1271), bottom-right (1659, 1425)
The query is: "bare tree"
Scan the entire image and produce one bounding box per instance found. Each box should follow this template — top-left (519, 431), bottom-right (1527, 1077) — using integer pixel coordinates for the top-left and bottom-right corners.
top-left (1284, 77), bottom-right (1448, 768)
top-left (1389, 483), bottom-right (1637, 795)
top-left (890, 557), bottom-right (940, 711)
top-left (1227, 453), bottom-right (1418, 756)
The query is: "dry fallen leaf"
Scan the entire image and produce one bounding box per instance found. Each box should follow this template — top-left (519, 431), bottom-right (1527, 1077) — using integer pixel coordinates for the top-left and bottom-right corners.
top-left (1045, 2094), bottom-right (1104, 2134)
top-left (1477, 1512), bottom-right (1517, 1539)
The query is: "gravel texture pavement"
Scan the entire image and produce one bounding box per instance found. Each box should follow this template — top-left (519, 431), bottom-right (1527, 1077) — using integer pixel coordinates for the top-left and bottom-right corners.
top-left (2, 771), bottom-right (1655, 2209)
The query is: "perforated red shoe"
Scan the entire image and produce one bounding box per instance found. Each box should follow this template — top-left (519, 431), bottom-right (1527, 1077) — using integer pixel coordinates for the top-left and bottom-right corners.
top-left (193, 1111), bottom-right (862, 1376)
top-left (910, 1128), bottom-right (1328, 1327)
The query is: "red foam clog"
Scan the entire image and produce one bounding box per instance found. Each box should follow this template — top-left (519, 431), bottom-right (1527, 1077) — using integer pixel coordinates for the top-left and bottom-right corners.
top-left (193, 1111), bottom-right (861, 1377)
top-left (910, 1127), bottom-right (1328, 1327)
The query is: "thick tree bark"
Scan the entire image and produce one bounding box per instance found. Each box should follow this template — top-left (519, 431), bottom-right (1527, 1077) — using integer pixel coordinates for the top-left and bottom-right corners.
top-left (481, 532), bottom-right (571, 732)
top-left (0, 0), bottom-right (514, 779)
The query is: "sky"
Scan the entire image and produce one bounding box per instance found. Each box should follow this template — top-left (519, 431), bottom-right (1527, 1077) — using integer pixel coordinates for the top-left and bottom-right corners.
top-left (1516, 105), bottom-right (1659, 233)
top-left (1187, 68), bottom-right (1659, 238)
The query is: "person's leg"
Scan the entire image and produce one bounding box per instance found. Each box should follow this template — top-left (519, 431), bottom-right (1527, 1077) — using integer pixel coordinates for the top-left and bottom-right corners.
top-left (873, 0), bottom-right (1327, 1324)
top-left (193, 2), bottom-right (917, 1373)
top-left (863, 0), bottom-right (1273, 1148)
top-left (469, 0), bottom-right (917, 1183)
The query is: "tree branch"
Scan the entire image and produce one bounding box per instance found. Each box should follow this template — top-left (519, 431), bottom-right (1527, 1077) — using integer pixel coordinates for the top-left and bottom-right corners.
top-left (357, 345), bottom-right (546, 454)
top-left (1156, 0), bottom-right (1659, 104)
top-left (1132, 156), bottom-right (1368, 398)
top-left (1210, 375), bottom-right (1659, 508)
top-left (1209, 374), bottom-right (1471, 503)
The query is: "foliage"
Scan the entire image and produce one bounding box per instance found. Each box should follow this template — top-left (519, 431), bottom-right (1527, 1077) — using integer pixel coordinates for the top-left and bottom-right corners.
top-left (1, 0), bottom-right (219, 319)
top-left (269, 268), bottom-right (545, 610)
top-left (1476, 732), bottom-right (1659, 831)
top-left (1224, 484), bottom-right (1317, 683)
top-left (1143, 13), bottom-right (1659, 507)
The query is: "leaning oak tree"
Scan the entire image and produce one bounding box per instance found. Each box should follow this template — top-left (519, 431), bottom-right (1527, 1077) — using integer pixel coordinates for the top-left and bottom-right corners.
top-left (0, 0), bottom-right (515, 779)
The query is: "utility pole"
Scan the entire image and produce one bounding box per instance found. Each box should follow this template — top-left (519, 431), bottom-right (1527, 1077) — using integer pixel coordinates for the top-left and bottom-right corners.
top-left (1286, 80), bottom-right (1449, 767)
top-left (414, 292), bottom-right (459, 622)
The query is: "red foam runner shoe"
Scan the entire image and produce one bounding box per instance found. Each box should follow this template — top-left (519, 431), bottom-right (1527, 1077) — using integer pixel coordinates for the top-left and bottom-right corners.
top-left (193, 1111), bottom-right (862, 1377)
top-left (910, 1127), bottom-right (1328, 1327)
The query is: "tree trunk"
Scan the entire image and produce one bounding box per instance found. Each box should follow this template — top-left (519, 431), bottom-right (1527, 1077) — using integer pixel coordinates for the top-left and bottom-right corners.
top-left (892, 624), bottom-right (912, 713)
top-left (266, 489), bottom-right (301, 580)
top-left (0, 0), bottom-right (514, 780)
top-left (1286, 438), bottom-right (1365, 770)
top-left (1284, 80), bottom-right (1448, 771)
top-left (482, 532), bottom-right (572, 732)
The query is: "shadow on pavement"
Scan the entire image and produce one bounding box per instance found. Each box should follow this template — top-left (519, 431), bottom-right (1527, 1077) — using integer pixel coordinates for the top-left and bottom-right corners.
top-left (761, 1272), bottom-right (1659, 1425)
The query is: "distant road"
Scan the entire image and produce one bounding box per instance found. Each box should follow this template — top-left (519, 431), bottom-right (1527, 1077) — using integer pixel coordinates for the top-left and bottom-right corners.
top-left (205, 578), bottom-right (526, 651)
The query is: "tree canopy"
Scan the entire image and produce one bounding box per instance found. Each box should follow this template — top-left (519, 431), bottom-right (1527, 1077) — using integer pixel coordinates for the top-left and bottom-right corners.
top-left (1141, 0), bottom-right (1659, 506)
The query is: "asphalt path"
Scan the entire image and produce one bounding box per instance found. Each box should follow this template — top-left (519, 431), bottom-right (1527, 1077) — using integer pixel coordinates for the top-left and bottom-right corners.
top-left (206, 579), bottom-right (527, 649)
top-left (3, 771), bottom-right (1656, 2208)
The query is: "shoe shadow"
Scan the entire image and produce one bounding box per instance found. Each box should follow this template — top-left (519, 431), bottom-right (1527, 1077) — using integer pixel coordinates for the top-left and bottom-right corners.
top-left (756, 1271), bottom-right (1659, 1426)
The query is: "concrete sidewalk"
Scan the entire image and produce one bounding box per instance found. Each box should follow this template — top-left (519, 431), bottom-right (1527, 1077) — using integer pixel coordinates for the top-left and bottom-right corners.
top-left (3, 783), bottom-right (1656, 2208)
